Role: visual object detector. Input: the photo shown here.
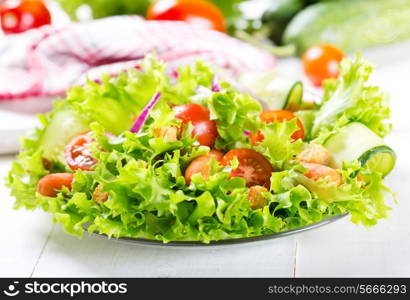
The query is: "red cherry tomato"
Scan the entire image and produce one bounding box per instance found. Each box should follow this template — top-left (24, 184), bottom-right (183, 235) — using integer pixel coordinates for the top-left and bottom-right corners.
top-left (174, 103), bottom-right (218, 147)
top-left (192, 119), bottom-right (218, 147)
top-left (147, 0), bottom-right (225, 32)
top-left (222, 148), bottom-right (274, 188)
top-left (207, 149), bottom-right (224, 160)
top-left (0, 0), bottom-right (51, 34)
top-left (37, 173), bottom-right (73, 197)
top-left (173, 103), bottom-right (211, 124)
top-left (65, 132), bottom-right (97, 171)
top-left (185, 150), bottom-right (223, 184)
top-left (302, 44), bottom-right (344, 87)
top-left (260, 110), bottom-right (305, 140)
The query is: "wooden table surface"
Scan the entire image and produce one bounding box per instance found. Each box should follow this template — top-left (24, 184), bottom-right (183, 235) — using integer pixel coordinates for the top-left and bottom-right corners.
top-left (1, 43), bottom-right (409, 278)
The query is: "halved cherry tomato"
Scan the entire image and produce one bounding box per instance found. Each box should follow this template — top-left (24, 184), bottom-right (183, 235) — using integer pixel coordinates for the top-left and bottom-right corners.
top-left (260, 110), bottom-right (305, 140)
top-left (65, 132), bottom-right (97, 171)
top-left (0, 0), bottom-right (51, 34)
top-left (222, 148), bottom-right (274, 188)
top-left (184, 150), bottom-right (224, 184)
top-left (174, 103), bottom-right (218, 147)
top-left (37, 173), bottom-right (73, 197)
top-left (302, 44), bottom-right (344, 87)
top-left (173, 103), bottom-right (210, 124)
top-left (147, 0), bottom-right (225, 32)
top-left (300, 162), bottom-right (342, 186)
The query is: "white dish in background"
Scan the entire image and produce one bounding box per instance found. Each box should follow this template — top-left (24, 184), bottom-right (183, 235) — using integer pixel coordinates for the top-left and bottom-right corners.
top-left (0, 109), bottom-right (39, 154)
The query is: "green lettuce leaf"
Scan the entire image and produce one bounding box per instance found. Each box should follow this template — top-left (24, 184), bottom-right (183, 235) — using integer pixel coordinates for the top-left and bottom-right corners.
top-left (6, 54), bottom-right (395, 243)
top-left (312, 54), bottom-right (391, 142)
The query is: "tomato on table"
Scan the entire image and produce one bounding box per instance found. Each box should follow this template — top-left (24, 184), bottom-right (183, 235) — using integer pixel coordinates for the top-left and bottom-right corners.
top-left (37, 173), bottom-right (74, 197)
top-left (260, 110), bottom-right (305, 140)
top-left (173, 103), bottom-right (218, 147)
top-left (65, 132), bottom-right (97, 171)
top-left (302, 44), bottom-right (344, 87)
top-left (147, 0), bottom-right (225, 32)
top-left (185, 150), bottom-right (224, 184)
top-left (222, 148), bottom-right (274, 188)
top-left (0, 0), bottom-right (51, 34)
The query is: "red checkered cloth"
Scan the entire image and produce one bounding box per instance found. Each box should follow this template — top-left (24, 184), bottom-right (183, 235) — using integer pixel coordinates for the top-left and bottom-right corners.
top-left (0, 16), bottom-right (275, 109)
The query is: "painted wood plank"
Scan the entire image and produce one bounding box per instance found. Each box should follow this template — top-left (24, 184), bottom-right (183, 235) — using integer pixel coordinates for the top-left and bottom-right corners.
top-left (32, 225), bottom-right (296, 277)
top-left (0, 156), bottom-right (54, 277)
top-left (296, 137), bottom-right (410, 277)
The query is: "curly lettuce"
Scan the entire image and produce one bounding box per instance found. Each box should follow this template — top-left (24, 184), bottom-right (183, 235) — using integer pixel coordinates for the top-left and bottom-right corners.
top-left (312, 53), bottom-right (391, 142)
top-left (6, 54), bottom-right (395, 243)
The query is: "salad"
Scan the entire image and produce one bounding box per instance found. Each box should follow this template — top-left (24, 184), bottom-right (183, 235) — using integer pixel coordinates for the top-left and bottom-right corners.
top-left (7, 54), bottom-right (396, 243)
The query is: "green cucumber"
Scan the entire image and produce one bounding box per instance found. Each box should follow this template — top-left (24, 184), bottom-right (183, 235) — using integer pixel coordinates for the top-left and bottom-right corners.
top-left (324, 122), bottom-right (396, 176)
top-left (238, 71), bottom-right (302, 110)
top-left (294, 110), bottom-right (314, 139)
top-left (262, 0), bottom-right (305, 44)
top-left (283, 0), bottom-right (410, 55)
top-left (284, 81), bottom-right (303, 111)
top-left (42, 108), bottom-right (89, 161)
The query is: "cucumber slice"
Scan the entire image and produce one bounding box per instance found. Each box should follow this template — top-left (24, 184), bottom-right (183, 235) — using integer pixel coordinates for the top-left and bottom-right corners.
top-left (284, 81), bottom-right (303, 111)
top-left (238, 70), bottom-right (295, 110)
top-left (42, 108), bottom-right (89, 161)
top-left (294, 110), bottom-right (314, 140)
top-left (358, 146), bottom-right (396, 177)
top-left (324, 122), bottom-right (396, 176)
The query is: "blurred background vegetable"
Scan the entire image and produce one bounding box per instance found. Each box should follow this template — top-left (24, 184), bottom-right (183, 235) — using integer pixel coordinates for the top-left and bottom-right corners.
top-left (50, 0), bottom-right (410, 56)
top-left (283, 0), bottom-right (410, 55)
top-left (147, 0), bottom-right (226, 32)
top-left (54, 0), bottom-right (247, 33)
top-left (302, 44), bottom-right (344, 87)
top-left (0, 0), bottom-right (51, 34)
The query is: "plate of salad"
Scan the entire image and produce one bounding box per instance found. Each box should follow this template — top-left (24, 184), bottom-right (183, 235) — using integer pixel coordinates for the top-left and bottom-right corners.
top-left (6, 53), bottom-right (396, 245)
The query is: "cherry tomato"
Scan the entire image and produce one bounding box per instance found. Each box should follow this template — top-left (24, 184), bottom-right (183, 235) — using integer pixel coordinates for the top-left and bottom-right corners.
top-left (260, 110), bottom-right (305, 140)
top-left (65, 132), bottom-right (97, 171)
top-left (174, 103), bottom-right (218, 147)
top-left (147, 0), bottom-right (225, 32)
top-left (207, 149), bottom-right (224, 160)
top-left (192, 120), bottom-right (218, 147)
top-left (185, 150), bottom-right (224, 184)
top-left (222, 148), bottom-right (274, 188)
top-left (0, 0), bottom-right (51, 34)
top-left (173, 103), bottom-right (210, 124)
top-left (300, 162), bottom-right (342, 186)
top-left (37, 173), bottom-right (73, 197)
top-left (302, 44), bottom-right (344, 87)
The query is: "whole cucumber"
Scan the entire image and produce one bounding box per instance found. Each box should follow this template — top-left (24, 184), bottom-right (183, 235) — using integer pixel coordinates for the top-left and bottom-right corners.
top-left (262, 0), bottom-right (305, 44)
top-left (283, 0), bottom-right (410, 55)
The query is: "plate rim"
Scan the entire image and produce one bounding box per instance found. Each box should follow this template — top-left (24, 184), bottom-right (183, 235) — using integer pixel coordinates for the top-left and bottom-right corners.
top-left (88, 213), bottom-right (348, 247)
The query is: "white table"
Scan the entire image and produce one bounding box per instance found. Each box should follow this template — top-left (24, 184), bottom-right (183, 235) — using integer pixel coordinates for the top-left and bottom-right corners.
top-left (1, 44), bottom-right (410, 278)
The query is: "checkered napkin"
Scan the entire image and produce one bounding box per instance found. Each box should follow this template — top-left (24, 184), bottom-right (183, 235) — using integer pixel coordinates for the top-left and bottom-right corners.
top-left (0, 16), bottom-right (275, 104)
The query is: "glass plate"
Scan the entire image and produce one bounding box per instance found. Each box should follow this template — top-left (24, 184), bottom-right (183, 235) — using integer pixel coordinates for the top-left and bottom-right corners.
top-left (89, 213), bottom-right (348, 248)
